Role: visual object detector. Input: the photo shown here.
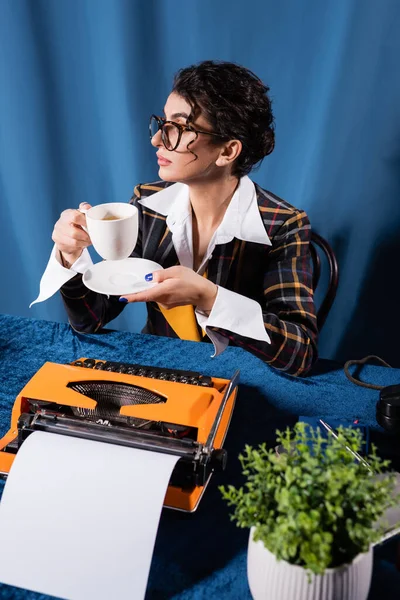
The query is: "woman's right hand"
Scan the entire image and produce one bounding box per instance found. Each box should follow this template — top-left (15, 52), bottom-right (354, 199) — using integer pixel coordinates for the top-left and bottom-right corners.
top-left (52, 202), bottom-right (92, 267)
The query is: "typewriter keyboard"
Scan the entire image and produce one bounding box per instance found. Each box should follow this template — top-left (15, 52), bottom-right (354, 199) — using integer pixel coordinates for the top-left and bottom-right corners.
top-left (69, 358), bottom-right (213, 387)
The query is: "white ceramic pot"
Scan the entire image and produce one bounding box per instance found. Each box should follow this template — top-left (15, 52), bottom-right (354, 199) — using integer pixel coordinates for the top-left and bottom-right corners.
top-left (247, 527), bottom-right (373, 600)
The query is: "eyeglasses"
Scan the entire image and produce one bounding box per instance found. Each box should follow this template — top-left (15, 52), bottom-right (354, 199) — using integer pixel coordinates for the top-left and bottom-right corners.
top-left (149, 114), bottom-right (226, 151)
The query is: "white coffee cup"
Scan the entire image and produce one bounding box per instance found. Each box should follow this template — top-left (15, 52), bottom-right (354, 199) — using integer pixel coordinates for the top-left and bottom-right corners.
top-left (84, 203), bottom-right (139, 261)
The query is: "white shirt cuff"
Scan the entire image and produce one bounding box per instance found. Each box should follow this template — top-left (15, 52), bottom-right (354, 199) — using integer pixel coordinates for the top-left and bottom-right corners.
top-left (195, 286), bottom-right (271, 357)
top-left (29, 247), bottom-right (93, 307)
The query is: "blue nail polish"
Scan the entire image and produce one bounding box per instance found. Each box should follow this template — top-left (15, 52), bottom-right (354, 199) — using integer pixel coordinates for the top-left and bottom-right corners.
top-left (144, 273), bottom-right (153, 282)
top-left (118, 297), bottom-right (128, 303)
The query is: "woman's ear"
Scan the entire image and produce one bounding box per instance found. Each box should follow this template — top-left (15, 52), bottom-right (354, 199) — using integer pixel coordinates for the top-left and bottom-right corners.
top-left (215, 139), bottom-right (242, 168)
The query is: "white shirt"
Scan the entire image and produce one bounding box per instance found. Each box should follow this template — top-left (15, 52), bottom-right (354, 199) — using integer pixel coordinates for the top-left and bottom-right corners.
top-left (31, 176), bottom-right (271, 356)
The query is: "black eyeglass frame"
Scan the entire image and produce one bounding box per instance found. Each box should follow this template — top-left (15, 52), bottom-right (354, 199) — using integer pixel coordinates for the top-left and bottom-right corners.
top-left (149, 114), bottom-right (226, 151)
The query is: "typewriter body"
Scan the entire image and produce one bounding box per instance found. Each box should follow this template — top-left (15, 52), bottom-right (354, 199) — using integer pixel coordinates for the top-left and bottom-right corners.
top-left (0, 358), bottom-right (239, 512)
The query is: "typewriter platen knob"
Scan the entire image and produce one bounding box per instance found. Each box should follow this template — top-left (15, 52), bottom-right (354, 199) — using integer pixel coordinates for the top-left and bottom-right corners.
top-left (210, 448), bottom-right (228, 472)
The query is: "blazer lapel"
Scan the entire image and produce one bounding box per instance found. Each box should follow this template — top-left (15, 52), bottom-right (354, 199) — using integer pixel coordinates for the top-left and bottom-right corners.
top-left (206, 238), bottom-right (242, 288)
top-left (152, 227), bottom-right (180, 269)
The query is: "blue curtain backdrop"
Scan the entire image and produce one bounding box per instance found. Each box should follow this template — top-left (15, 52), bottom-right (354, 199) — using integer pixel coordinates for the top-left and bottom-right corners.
top-left (1, 0), bottom-right (400, 365)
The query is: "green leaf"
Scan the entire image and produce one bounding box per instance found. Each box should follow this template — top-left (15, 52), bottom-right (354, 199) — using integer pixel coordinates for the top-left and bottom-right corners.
top-left (220, 422), bottom-right (400, 575)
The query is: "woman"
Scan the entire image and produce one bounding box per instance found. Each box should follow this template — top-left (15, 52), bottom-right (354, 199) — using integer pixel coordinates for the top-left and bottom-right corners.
top-left (45, 60), bottom-right (318, 376)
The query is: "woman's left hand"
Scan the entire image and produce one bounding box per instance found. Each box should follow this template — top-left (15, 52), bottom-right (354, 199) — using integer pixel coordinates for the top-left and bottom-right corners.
top-left (119, 266), bottom-right (218, 312)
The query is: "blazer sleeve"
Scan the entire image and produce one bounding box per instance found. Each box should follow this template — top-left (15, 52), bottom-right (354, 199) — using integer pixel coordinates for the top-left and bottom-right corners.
top-left (210, 210), bottom-right (318, 377)
top-left (59, 186), bottom-right (143, 333)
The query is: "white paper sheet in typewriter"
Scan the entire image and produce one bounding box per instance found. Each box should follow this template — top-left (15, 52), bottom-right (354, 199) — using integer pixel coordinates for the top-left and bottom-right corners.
top-left (0, 431), bottom-right (179, 600)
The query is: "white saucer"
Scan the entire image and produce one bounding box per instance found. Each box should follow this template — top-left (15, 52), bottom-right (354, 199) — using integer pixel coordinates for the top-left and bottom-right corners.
top-left (82, 258), bottom-right (163, 296)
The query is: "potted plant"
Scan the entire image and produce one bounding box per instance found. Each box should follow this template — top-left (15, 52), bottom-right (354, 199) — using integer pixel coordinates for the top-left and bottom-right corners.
top-left (220, 422), bottom-right (400, 600)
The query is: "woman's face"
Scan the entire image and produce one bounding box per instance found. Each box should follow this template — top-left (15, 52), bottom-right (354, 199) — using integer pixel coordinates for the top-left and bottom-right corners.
top-left (150, 92), bottom-right (228, 184)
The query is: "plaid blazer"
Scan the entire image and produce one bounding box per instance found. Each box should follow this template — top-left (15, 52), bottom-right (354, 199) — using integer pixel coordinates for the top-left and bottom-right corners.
top-left (61, 180), bottom-right (318, 376)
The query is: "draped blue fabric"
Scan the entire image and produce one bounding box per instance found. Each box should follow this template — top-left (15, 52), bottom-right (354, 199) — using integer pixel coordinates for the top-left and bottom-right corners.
top-left (1, 0), bottom-right (400, 364)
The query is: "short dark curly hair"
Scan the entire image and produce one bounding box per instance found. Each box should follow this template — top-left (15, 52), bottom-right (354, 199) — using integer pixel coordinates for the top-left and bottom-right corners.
top-left (172, 60), bottom-right (275, 178)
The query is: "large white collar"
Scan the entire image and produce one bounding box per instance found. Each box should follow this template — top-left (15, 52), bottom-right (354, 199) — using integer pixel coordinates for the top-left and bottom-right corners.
top-left (138, 175), bottom-right (271, 246)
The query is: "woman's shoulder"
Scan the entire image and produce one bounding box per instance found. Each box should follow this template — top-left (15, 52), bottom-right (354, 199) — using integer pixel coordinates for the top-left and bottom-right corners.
top-left (253, 182), bottom-right (306, 216)
top-left (130, 180), bottom-right (175, 201)
top-left (252, 181), bottom-right (311, 239)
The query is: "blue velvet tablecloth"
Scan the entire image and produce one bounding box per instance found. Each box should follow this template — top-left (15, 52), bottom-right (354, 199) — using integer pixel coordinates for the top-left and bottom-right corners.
top-left (0, 314), bottom-right (399, 600)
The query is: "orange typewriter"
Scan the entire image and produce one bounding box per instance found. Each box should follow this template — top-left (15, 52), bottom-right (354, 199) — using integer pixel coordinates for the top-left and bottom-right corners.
top-left (0, 358), bottom-right (239, 512)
